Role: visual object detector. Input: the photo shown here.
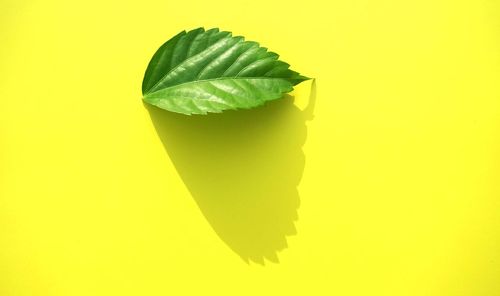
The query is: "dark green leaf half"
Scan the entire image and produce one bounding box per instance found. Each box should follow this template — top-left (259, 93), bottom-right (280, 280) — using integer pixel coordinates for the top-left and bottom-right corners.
top-left (142, 27), bottom-right (310, 115)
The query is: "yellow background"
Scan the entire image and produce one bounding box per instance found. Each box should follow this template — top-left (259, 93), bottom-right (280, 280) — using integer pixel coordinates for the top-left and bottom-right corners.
top-left (1, 0), bottom-right (499, 295)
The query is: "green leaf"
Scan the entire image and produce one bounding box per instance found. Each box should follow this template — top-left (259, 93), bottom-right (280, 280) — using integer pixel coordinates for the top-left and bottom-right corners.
top-left (142, 27), bottom-right (310, 115)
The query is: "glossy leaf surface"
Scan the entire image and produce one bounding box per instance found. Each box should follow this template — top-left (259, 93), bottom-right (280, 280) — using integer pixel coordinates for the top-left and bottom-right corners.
top-left (142, 28), bottom-right (309, 115)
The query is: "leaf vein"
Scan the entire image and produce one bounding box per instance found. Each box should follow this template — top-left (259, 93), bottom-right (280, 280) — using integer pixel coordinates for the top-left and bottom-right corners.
top-left (146, 34), bottom-right (231, 94)
top-left (235, 56), bottom-right (275, 77)
top-left (196, 40), bottom-right (243, 80)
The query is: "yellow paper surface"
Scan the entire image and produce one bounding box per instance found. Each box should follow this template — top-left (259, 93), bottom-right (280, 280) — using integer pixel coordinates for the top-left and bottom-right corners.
top-left (1, 0), bottom-right (499, 295)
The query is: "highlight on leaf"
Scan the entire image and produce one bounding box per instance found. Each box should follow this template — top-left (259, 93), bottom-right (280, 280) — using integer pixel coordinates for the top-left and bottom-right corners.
top-left (142, 27), bottom-right (310, 115)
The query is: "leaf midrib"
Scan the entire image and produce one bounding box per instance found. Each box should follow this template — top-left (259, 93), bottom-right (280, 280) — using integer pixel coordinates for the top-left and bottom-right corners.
top-left (142, 77), bottom-right (291, 98)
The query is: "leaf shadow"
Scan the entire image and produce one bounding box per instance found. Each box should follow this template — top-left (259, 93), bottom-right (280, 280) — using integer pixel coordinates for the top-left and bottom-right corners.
top-left (145, 82), bottom-right (316, 264)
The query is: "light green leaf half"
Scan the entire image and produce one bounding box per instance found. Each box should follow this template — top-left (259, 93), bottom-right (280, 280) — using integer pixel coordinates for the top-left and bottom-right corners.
top-left (142, 27), bottom-right (309, 115)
